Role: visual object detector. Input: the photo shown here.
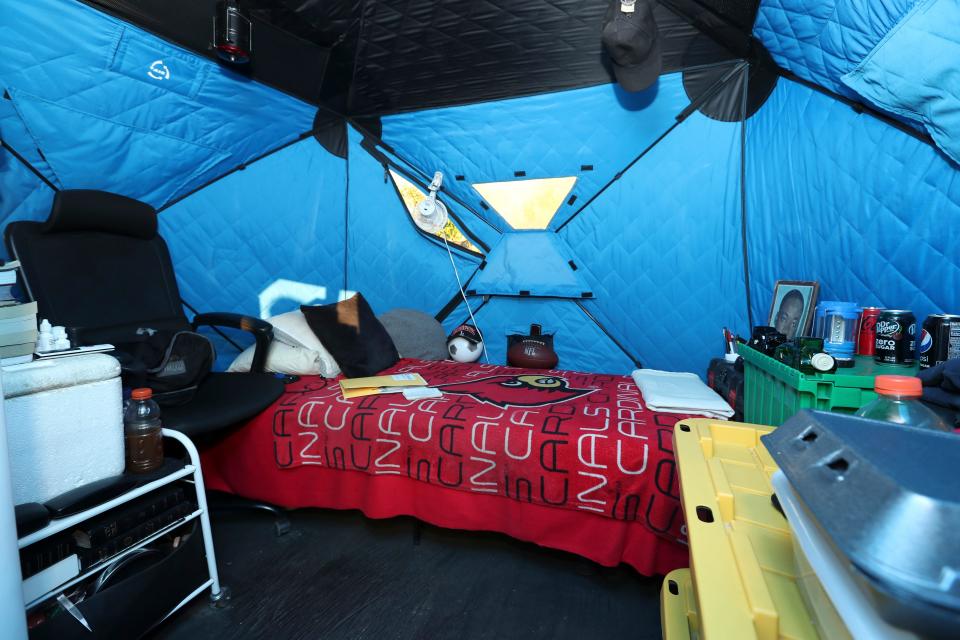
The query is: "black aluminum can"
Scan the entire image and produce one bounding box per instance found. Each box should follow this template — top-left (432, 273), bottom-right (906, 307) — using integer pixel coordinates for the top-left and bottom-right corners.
top-left (919, 314), bottom-right (960, 369)
top-left (874, 310), bottom-right (917, 366)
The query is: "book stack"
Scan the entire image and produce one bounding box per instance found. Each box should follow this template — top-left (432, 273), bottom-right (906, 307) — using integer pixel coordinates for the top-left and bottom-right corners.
top-left (19, 534), bottom-right (80, 604)
top-left (72, 485), bottom-right (194, 569)
top-left (0, 260), bottom-right (37, 366)
top-left (19, 534), bottom-right (74, 579)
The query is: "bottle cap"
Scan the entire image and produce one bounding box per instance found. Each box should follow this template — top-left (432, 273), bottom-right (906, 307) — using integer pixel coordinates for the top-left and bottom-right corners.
top-left (874, 375), bottom-right (922, 397)
top-left (131, 388), bottom-right (153, 400)
top-left (810, 352), bottom-right (836, 372)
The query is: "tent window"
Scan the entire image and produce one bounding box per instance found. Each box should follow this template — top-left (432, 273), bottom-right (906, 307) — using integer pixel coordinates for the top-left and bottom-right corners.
top-left (389, 170), bottom-right (479, 252)
top-left (472, 177), bottom-right (577, 230)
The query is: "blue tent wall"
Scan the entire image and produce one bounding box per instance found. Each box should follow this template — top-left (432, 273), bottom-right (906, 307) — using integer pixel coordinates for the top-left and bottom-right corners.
top-left (379, 78), bottom-right (694, 233)
top-left (161, 139), bottom-right (348, 319)
top-left (0, 0), bottom-right (957, 378)
top-left (0, 0), bottom-right (315, 212)
top-left (754, 0), bottom-right (915, 101)
top-left (160, 138), bottom-right (347, 366)
top-left (748, 0), bottom-right (960, 326)
top-left (745, 78), bottom-right (960, 326)
top-left (559, 108), bottom-right (747, 374)
top-left (346, 126), bottom-right (483, 317)
top-left (375, 75), bottom-right (750, 375)
top-left (0, 148), bottom-right (55, 240)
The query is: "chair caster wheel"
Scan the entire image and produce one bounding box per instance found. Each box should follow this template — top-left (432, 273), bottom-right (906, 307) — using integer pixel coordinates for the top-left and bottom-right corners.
top-left (275, 517), bottom-right (291, 537)
top-left (209, 585), bottom-right (231, 608)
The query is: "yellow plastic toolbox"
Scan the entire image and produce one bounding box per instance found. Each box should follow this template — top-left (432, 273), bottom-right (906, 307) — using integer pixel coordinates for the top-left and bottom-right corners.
top-left (673, 419), bottom-right (842, 640)
top-left (661, 568), bottom-right (700, 640)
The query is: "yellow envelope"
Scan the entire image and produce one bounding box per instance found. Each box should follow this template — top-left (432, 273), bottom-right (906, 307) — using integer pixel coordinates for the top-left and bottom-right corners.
top-left (339, 373), bottom-right (428, 399)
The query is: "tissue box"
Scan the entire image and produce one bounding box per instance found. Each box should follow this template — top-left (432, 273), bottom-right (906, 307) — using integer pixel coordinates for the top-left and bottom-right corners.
top-left (3, 353), bottom-right (124, 505)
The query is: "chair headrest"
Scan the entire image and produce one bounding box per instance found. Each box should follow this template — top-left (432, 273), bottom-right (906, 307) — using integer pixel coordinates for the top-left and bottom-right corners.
top-left (43, 190), bottom-right (157, 239)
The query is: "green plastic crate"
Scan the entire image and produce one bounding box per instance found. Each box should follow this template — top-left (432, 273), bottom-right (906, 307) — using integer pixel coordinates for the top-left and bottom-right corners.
top-left (740, 345), bottom-right (919, 426)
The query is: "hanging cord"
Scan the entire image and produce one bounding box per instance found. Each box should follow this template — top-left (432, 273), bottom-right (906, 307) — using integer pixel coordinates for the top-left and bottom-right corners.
top-left (443, 236), bottom-right (489, 364)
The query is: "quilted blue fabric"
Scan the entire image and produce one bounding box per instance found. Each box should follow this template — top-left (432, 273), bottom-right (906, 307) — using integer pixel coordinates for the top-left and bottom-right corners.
top-left (2, 0), bottom-right (957, 384)
top-left (754, 0), bottom-right (917, 98)
top-left (0, 148), bottom-right (54, 255)
top-left (373, 73), bottom-right (752, 375)
top-left (161, 138), bottom-right (348, 367)
top-left (841, 0), bottom-right (960, 165)
top-left (161, 139), bottom-right (347, 319)
top-left (0, 0), bottom-right (315, 208)
top-left (346, 126), bottom-right (483, 318)
top-left (560, 111), bottom-right (749, 376)
top-left (470, 233), bottom-right (588, 297)
top-left (745, 78), bottom-right (960, 325)
top-left (380, 76), bottom-right (690, 233)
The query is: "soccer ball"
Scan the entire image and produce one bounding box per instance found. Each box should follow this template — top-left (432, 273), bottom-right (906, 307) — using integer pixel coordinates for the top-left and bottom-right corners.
top-left (448, 336), bottom-right (483, 363)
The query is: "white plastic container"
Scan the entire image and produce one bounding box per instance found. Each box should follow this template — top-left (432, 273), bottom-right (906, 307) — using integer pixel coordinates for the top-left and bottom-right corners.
top-left (3, 353), bottom-right (124, 505)
top-left (771, 471), bottom-right (919, 640)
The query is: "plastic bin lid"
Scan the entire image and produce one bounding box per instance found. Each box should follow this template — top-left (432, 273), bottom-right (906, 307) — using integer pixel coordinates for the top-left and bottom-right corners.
top-left (762, 411), bottom-right (960, 637)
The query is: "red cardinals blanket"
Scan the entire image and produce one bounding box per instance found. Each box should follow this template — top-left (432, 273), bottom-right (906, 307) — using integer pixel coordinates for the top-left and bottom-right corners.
top-left (201, 359), bottom-right (690, 575)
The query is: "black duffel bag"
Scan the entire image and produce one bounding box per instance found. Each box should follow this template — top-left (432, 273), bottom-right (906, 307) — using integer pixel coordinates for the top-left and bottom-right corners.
top-left (80, 320), bottom-right (215, 406)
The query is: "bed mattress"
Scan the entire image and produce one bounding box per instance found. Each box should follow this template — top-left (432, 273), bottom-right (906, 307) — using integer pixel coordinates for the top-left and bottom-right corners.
top-left (201, 358), bottom-right (690, 575)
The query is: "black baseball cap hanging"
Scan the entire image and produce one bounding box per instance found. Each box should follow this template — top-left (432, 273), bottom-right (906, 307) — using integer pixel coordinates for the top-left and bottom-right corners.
top-left (601, 0), bottom-right (662, 92)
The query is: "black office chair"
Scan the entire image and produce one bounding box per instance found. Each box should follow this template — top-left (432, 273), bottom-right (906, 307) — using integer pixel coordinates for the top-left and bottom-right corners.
top-left (5, 189), bottom-right (286, 432)
top-left (5, 190), bottom-right (290, 528)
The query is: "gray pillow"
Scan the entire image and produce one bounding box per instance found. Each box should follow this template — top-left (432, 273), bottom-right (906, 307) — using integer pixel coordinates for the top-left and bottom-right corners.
top-left (377, 309), bottom-right (448, 361)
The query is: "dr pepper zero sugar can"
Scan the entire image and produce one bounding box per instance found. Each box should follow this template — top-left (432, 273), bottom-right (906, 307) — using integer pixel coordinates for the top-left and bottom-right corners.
top-left (874, 310), bottom-right (917, 366)
top-left (858, 307), bottom-right (882, 356)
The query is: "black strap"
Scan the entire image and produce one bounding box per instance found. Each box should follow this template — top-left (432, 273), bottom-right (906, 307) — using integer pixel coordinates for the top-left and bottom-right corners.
top-left (0, 139), bottom-right (58, 192)
top-left (574, 300), bottom-right (642, 369)
top-left (180, 298), bottom-right (244, 353)
top-left (738, 64), bottom-right (754, 329)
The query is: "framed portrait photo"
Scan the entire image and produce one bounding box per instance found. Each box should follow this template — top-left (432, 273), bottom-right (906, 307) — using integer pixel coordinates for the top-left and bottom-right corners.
top-left (768, 280), bottom-right (819, 340)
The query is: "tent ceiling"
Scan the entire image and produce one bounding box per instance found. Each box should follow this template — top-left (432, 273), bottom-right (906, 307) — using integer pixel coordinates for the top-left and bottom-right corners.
top-left (83, 0), bottom-right (763, 114)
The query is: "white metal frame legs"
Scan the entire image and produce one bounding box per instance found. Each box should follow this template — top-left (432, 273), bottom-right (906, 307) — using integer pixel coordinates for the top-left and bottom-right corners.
top-left (161, 428), bottom-right (226, 604)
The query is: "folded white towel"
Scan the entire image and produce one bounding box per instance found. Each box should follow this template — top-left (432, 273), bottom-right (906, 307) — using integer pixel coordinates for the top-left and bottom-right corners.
top-left (630, 369), bottom-right (734, 420)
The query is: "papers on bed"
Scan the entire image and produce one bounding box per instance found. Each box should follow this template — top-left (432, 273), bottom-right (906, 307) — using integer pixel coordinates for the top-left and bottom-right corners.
top-left (630, 369), bottom-right (734, 419)
top-left (340, 373), bottom-right (432, 399)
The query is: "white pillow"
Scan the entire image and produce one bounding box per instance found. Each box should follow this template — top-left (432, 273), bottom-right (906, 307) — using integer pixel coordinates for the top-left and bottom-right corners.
top-left (227, 311), bottom-right (340, 377)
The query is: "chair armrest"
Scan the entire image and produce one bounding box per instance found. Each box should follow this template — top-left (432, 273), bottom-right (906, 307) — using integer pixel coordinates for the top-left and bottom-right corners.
top-left (192, 312), bottom-right (273, 373)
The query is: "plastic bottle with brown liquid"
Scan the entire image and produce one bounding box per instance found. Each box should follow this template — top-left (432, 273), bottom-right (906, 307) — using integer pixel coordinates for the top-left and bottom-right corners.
top-left (124, 388), bottom-right (164, 473)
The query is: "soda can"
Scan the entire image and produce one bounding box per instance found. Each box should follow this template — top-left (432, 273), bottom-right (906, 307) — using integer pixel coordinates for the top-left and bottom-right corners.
top-left (919, 314), bottom-right (960, 369)
top-left (857, 307), bottom-right (882, 356)
top-left (874, 310), bottom-right (917, 366)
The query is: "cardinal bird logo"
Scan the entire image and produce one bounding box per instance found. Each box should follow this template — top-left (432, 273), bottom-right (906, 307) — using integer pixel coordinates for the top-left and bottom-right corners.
top-left (437, 374), bottom-right (594, 408)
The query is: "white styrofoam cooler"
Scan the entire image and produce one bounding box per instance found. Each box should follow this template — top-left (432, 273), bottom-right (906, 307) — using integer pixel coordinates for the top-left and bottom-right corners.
top-left (3, 354), bottom-right (124, 505)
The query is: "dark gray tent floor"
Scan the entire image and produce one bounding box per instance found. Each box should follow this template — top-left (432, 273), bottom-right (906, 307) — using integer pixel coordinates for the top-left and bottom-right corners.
top-left (150, 508), bottom-right (665, 640)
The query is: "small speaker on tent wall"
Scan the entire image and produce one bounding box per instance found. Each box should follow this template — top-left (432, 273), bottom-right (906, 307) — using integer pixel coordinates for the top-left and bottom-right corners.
top-left (212, 0), bottom-right (252, 64)
top-left (413, 172), bottom-right (449, 234)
